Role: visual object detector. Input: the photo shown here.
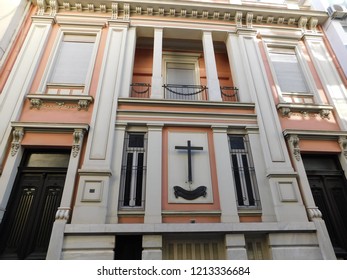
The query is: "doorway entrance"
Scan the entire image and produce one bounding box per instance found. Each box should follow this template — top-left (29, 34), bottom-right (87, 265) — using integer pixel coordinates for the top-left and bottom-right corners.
top-left (303, 154), bottom-right (347, 259)
top-left (0, 150), bottom-right (69, 259)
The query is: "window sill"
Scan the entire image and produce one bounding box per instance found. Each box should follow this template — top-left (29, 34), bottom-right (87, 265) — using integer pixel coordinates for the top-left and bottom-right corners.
top-left (277, 103), bottom-right (334, 119)
top-left (27, 94), bottom-right (93, 111)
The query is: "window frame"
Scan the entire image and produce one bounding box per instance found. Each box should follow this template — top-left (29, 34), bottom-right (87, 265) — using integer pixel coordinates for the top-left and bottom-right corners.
top-left (38, 27), bottom-right (101, 96)
top-left (118, 131), bottom-right (148, 210)
top-left (265, 43), bottom-right (320, 104)
top-left (228, 134), bottom-right (260, 209)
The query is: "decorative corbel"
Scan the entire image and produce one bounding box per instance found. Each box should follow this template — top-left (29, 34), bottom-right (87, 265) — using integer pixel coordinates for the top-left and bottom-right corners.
top-left (288, 135), bottom-right (301, 161)
top-left (100, 4), bottom-right (106, 13)
top-left (277, 17), bottom-right (285, 25)
top-left (55, 207), bottom-right (71, 221)
top-left (192, 10), bottom-right (198, 18)
top-left (147, 8), bottom-right (153, 16)
top-left (256, 16), bottom-right (263, 23)
top-left (235, 11), bottom-right (242, 28)
top-left (280, 107), bottom-right (291, 117)
top-left (267, 17), bottom-right (274, 24)
top-left (159, 8), bottom-right (165, 16)
top-left (224, 13), bottom-right (231, 21)
top-left (246, 13), bottom-right (253, 29)
top-left (123, 3), bottom-right (130, 20)
top-left (88, 4), bottom-right (94, 13)
top-left (288, 18), bottom-right (296, 25)
top-left (298, 16), bottom-right (308, 31)
top-left (181, 10), bottom-right (187, 17)
top-left (37, 0), bottom-right (47, 16)
top-left (49, 0), bottom-right (58, 16)
top-left (338, 136), bottom-right (347, 159)
top-left (169, 9), bottom-right (176, 17)
top-left (309, 17), bottom-right (318, 32)
top-left (111, 3), bottom-right (118, 19)
top-left (307, 207), bottom-right (322, 220)
top-left (213, 12), bottom-right (220, 20)
top-left (11, 128), bottom-right (24, 157)
top-left (77, 99), bottom-right (91, 111)
top-left (136, 7), bottom-right (142, 15)
top-left (30, 98), bottom-right (43, 109)
top-left (76, 3), bottom-right (82, 12)
top-left (63, 2), bottom-right (70, 11)
top-left (72, 129), bottom-right (85, 158)
top-left (202, 11), bottom-right (209, 19)
top-left (320, 109), bottom-right (331, 119)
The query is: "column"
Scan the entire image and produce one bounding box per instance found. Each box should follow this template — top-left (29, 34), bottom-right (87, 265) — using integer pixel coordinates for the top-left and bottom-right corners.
top-left (107, 123), bottom-right (127, 223)
top-left (119, 27), bottom-right (137, 98)
top-left (225, 33), bottom-right (252, 102)
top-left (72, 22), bottom-right (129, 224)
top-left (142, 235), bottom-right (162, 260)
top-left (202, 31), bottom-right (221, 101)
top-left (304, 34), bottom-right (347, 130)
top-left (151, 28), bottom-right (163, 99)
top-left (0, 16), bottom-right (54, 171)
top-left (144, 124), bottom-right (163, 224)
top-left (0, 127), bottom-right (24, 222)
top-left (46, 128), bottom-right (86, 260)
top-left (212, 126), bottom-right (239, 223)
top-left (225, 234), bottom-right (247, 260)
top-left (286, 135), bottom-right (336, 259)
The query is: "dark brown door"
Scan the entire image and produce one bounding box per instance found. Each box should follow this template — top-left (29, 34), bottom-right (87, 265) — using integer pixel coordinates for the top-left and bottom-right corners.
top-left (0, 151), bottom-right (69, 259)
top-left (303, 155), bottom-right (347, 259)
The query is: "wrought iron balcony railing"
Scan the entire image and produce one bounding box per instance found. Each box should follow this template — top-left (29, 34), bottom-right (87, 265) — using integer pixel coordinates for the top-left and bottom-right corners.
top-left (220, 86), bottom-right (238, 102)
top-left (163, 84), bottom-right (208, 101)
top-left (130, 83), bottom-right (151, 98)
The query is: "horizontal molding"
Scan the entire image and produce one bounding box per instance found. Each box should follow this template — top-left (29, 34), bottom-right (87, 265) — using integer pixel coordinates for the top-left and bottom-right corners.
top-left (64, 221), bottom-right (317, 234)
top-left (11, 121), bottom-right (89, 132)
top-left (283, 129), bottom-right (347, 139)
top-left (277, 103), bottom-right (334, 119)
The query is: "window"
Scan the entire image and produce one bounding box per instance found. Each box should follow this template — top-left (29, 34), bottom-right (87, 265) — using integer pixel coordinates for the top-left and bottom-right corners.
top-left (268, 47), bottom-right (314, 103)
top-left (119, 133), bottom-right (147, 208)
top-left (228, 135), bottom-right (260, 208)
top-left (49, 34), bottom-right (95, 85)
top-left (163, 53), bottom-right (206, 100)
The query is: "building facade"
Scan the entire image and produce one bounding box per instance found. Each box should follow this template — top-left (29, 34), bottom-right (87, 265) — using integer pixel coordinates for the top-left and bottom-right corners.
top-left (0, 0), bottom-right (346, 260)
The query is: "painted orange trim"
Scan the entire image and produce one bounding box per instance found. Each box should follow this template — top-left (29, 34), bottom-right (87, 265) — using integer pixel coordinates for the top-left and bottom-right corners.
top-left (162, 216), bottom-right (220, 223)
top-left (239, 216), bottom-right (262, 223)
top-left (21, 132), bottom-right (73, 147)
top-left (118, 216), bottom-right (144, 224)
top-left (299, 139), bottom-right (341, 153)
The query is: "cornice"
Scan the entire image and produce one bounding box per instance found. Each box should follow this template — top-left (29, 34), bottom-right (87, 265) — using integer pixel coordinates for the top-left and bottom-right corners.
top-left (11, 121), bottom-right (89, 132)
top-left (32, 0), bottom-right (329, 30)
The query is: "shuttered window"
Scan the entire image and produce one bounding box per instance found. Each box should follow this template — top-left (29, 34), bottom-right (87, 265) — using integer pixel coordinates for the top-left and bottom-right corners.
top-left (49, 35), bottom-right (95, 84)
top-left (268, 48), bottom-right (310, 94)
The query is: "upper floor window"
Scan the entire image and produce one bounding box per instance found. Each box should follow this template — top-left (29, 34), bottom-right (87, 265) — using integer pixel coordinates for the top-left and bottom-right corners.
top-left (162, 53), bottom-right (207, 101)
top-left (228, 135), bottom-right (260, 208)
top-left (49, 34), bottom-right (95, 85)
top-left (268, 46), bottom-right (315, 104)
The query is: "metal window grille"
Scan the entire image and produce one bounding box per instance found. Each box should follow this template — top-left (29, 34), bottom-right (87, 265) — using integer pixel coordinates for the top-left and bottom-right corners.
top-left (228, 135), bottom-right (260, 208)
top-left (119, 133), bottom-right (147, 208)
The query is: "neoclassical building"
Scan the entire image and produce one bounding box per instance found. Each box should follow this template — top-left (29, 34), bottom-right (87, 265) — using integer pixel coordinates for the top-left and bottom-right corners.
top-left (0, 0), bottom-right (346, 260)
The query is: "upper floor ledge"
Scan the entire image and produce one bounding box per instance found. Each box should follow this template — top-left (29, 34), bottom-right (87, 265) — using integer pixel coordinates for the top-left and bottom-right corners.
top-left (32, 0), bottom-right (329, 29)
top-left (117, 97), bottom-right (256, 110)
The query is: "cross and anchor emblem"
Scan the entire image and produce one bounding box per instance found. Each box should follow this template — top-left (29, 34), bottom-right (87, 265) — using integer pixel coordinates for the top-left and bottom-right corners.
top-left (173, 140), bottom-right (207, 200)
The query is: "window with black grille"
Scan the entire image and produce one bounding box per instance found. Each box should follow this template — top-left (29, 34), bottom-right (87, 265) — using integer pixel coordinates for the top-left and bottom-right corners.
top-left (119, 133), bottom-right (147, 209)
top-left (228, 135), bottom-right (260, 208)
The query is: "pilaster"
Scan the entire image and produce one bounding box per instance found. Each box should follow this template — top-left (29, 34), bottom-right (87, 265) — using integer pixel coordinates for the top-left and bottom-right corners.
top-left (212, 126), bottom-right (239, 223)
top-left (142, 235), bottom-right (162, 260)
top-left (144, 123), bottom-right (163, 224)
top-left (46, 128), bottom-right (86, 259)
top-left (151, 28), bottom-right (163, 99)
top-left (225, 234), bottom-right (247, 260)
top-left (202, 31), bottom-right (221, 101)
top-left (303, 34), bottom-right (347, 130)
top-left (0, 16), bottom-right (54, 171)
top-left (119, 27), bottom-right (137, 98)
top-left (225, 33), bottom-right (252, 102)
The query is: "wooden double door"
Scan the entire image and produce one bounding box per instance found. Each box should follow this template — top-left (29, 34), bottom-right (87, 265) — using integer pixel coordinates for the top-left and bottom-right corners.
top-left (303, 155), bottom-right (347, 259)
top-left (0, 151), bottom-right (68, 259)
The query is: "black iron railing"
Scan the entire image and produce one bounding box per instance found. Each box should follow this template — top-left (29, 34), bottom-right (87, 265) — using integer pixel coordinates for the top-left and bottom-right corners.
top-left (163, 84), bottom-right (208, 101)
top-left (220, 86), bottom-right (238, 102)
top-left (130, 83), bottom-right (151, 98)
